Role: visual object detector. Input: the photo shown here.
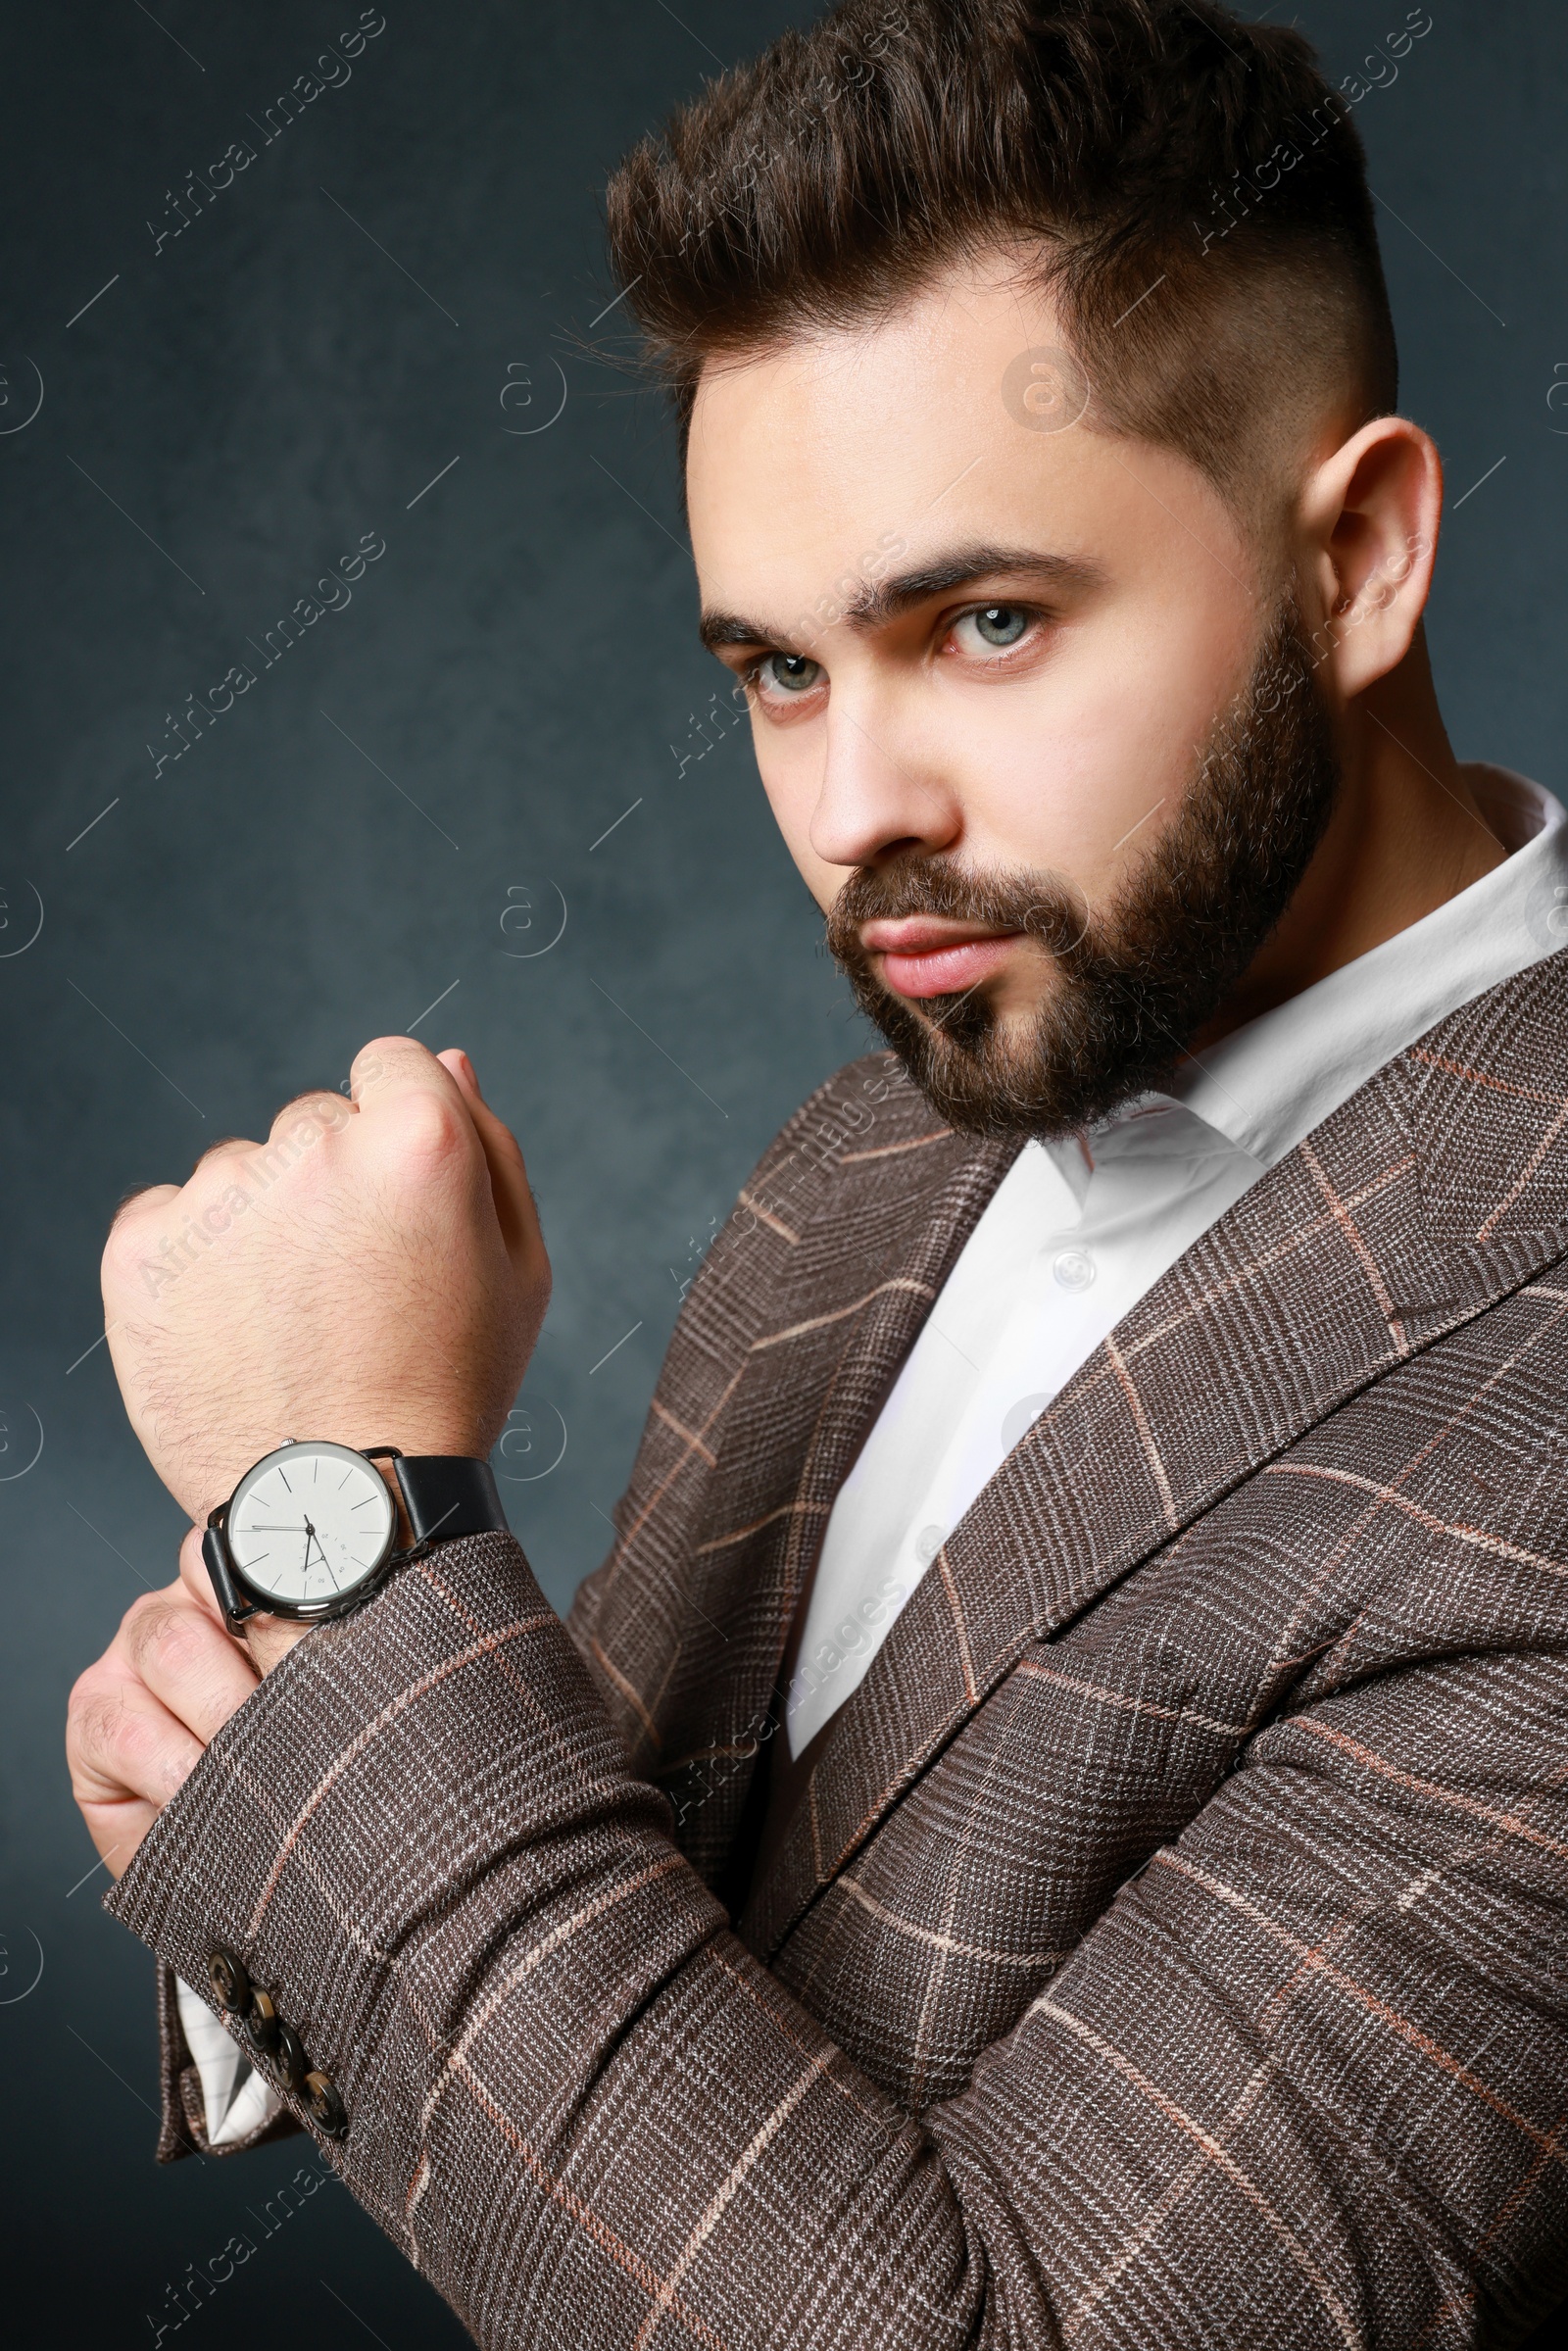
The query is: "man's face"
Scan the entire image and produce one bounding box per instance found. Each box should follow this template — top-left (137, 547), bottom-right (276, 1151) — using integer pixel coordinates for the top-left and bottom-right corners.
top-left (686, 257), bottom-right (1340, 1136)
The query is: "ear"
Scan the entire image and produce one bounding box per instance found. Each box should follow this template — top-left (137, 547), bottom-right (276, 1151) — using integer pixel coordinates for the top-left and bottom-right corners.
top-left (1296, 416), bottom-right (1442, 703)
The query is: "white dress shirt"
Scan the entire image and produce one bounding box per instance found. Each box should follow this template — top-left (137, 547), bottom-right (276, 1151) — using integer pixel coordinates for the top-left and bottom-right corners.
top-left (179, 763), bottom-right (1566, 2135)
top-left (786, 766), bottom-right (1568, 1755)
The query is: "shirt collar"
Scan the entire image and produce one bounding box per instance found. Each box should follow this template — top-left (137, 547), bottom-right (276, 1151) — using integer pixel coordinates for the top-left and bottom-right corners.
top-left (1159, 766), bottom-right (1568, 1169)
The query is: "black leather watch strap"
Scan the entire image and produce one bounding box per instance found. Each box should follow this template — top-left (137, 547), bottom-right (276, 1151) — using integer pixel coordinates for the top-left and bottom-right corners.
top-left (392, 1455), bottom-right (510, 1549)
top-left (202, 1525), bottom-right (258, 1629)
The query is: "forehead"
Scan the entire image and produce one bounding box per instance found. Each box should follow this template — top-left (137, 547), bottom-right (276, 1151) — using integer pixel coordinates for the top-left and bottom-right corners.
top-left (683, 258), bottom-right (1245, 618)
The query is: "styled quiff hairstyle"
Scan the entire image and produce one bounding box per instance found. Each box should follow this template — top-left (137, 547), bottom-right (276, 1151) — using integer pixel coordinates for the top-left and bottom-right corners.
top-left (603, 0), bottom-right (1399, 507)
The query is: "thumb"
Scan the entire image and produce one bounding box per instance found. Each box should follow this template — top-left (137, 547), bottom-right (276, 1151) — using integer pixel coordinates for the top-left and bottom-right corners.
top-left (436, 1049), bottom-right (547, 1282)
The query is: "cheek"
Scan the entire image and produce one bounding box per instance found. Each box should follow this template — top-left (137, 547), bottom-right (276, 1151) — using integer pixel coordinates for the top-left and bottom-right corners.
top-left (949, 610), bottom-right (1252, 892)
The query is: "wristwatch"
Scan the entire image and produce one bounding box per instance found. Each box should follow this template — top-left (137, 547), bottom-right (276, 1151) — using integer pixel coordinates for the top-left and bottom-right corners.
top-left (202, 1439), bottom-right (509, 1634)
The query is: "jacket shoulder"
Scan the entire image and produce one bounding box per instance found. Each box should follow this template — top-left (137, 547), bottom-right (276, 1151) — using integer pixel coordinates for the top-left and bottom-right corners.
top-left (748, 1049), bottom-right (944, 1183)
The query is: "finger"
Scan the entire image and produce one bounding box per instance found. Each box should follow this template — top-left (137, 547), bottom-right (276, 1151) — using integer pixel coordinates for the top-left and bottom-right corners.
top-left (437, 1049), bottom-right (544, 1276)
top-left (105, 1182), bottom-right (180, 1251)
top-left (68, 1659), bottom-right (207, 1813)
top-left (115, 1181), bottom-right (180, 1218)
top-left (177, 1526), bottom-right (310, 1683)
top-left (268, 1088), bottom-right (356, 1145)
top-left (189, 1135), bottom-right (264, 1177)
top-left (122, 1590), bottom-right (260, 1744)
top-left (75, 1794), bottom-right (160, 1878)
top-left (349, 1033), bottom-right (476, 1125)
top-left (344, 1034), bottom-right (495, 1212)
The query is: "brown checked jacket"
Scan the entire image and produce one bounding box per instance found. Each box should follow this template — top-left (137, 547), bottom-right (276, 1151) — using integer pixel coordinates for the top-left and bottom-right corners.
top-left (108, 954), bottom-right (1568, 2349)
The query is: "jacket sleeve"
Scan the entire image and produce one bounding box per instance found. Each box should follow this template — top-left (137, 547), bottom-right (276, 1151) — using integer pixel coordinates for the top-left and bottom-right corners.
top-left (104, 1527), bottom-right (1568, 2348)
top-left (141, 1958), bottom-right (300, 2161)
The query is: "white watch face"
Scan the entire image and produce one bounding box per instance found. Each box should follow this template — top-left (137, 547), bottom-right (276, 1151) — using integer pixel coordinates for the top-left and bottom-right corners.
top-left (226, 1442), bottom-right (396, 1611)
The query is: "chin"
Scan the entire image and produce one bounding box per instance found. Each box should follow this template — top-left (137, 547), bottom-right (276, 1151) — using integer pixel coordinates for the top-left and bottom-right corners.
top-left (908, 978), bottom-right (1054, 1033)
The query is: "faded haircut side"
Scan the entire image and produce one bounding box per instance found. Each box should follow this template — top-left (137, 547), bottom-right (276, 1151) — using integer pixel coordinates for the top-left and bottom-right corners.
top-left (603, 0), bottom-right (1400, 515)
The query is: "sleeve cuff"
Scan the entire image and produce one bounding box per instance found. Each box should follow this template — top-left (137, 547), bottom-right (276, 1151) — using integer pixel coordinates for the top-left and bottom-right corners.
top-left (174, 1975), bottom-right (285, 2147)
top-left (147, 1961), bottom-right (302, 2164)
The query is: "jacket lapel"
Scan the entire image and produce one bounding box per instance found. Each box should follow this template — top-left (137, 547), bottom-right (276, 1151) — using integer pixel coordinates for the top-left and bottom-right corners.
top-left (594, 1078), bottom-right (1021, 1879)
top-left (728, 1123), bottom-right (1021, 1679)
top-left (743, 954), bottom-right (1568, 1958)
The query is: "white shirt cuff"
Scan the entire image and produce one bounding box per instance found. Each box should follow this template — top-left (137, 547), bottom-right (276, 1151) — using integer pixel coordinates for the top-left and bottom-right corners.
top-left (174, 1975), bottom-right (285, 2147)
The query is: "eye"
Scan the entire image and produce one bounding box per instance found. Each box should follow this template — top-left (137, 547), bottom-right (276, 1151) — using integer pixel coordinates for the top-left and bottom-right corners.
top-left (953, 603), bottom-right (1032, 654)
top-left (752, 651), bottom-right (824, 702)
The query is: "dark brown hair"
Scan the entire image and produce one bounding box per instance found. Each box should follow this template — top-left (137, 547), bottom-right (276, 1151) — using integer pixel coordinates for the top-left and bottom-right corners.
top-left (603, 0), bottom-right (1399, 505)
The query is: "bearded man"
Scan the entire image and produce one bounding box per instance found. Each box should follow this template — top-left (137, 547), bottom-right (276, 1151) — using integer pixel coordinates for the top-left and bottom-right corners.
top-left (67, 2), bottom-right (1568, 2344)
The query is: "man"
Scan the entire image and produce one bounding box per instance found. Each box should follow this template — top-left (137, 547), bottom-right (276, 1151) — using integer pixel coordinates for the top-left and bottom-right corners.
top-left (65, 0), bottom-right (1568, 2342)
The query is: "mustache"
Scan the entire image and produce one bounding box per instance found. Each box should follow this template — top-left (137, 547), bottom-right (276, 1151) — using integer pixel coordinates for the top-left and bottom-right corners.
top-left (825, 857), bottom-right (1096, 978)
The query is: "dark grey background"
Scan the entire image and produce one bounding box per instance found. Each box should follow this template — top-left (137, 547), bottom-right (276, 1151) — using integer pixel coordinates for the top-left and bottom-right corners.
top-left (0, 2), bottom-right (1562, 2343)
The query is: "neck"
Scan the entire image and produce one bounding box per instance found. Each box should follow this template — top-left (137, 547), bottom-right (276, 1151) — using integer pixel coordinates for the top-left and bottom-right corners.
top-left (1195, 627), bottom-right (1507, 1049)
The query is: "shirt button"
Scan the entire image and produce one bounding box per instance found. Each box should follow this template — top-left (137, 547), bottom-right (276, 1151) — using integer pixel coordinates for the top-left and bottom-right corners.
top-left (1053, 1247), bottom-right (1096, 1292)
top-left (914, 1525), bottom-right (946, 1566)
top-left (1001, 1393), bottom-right (1053, 1452)
top-left (206, 1947), bottom-right (250, 2013)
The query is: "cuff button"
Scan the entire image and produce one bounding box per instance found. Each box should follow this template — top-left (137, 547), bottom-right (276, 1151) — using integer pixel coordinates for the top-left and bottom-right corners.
top-left (274, 2021), bottom-right (308, 2093)
top-left (305, 2069), bottom-right (348, 2139)
top-left (244, 1984), bottom-right (281, 2053)
top-left (206, 1947), bottom-right (250, 2013)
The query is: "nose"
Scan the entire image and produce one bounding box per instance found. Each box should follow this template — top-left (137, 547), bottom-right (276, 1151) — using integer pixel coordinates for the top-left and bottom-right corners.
top-left (808, 689), bottom-right (959, 872)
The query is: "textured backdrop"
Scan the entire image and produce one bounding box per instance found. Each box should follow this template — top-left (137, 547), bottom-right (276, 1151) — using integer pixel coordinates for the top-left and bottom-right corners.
top-left (1, 2), bottom-right (1564, 2342)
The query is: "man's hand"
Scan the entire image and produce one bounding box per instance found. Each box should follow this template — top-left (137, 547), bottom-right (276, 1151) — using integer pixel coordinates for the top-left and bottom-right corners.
top-left (101, 1040), bottom-right (550, 1524)
top-left (68, 1528), bottom-right (258, 1877)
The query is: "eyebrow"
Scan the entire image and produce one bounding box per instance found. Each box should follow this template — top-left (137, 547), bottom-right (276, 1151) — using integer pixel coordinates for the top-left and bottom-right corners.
top-left (698, 543), bottom-right (1108, 654)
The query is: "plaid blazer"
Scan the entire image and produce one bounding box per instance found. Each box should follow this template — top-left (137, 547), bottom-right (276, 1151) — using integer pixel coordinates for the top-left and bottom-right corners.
top-left (108, 954), bottom-right (1568, 2348)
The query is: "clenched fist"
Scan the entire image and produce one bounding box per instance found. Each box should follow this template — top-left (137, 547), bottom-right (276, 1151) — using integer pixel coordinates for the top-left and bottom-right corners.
top-left (101, 1038), bottom-right (550, 1527)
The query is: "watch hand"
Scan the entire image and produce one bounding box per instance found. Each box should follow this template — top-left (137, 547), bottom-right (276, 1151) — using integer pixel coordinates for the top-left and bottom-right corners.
top-left (302, 1515), bottom-right (342, 1592)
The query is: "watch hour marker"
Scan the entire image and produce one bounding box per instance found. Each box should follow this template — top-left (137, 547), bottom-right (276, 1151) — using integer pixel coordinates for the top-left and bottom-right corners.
top-left (226, 1442), bottom-right (393, 1617)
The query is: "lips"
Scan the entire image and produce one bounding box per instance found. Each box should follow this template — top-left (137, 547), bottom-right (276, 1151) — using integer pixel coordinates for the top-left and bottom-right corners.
top-left (858, 916), bottom-right (1024, 1001)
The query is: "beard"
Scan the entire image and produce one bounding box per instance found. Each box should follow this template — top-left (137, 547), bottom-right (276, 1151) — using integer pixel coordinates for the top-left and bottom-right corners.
top-left (824, 596), bottom-right (1342, 1142)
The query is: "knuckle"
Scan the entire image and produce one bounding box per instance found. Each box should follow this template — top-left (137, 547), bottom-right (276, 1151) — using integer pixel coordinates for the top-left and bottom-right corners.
top-left (66, 1662), bottom-right (109, 1739)
top-left (127, 1595), bottom-right (199, 1678)
top-left (270, 1090), bottom-right (349, 1144)
top-left (391, 1089), bottom-right (472, 1176)
top-left (103, 1185), bottom-right (185, 1294)
top-left (67, 1681), bottom-right (124, 1772)
top-left (102, 1208), bottom-right (149, 1286)
top-left (122, 1589), bottom-right (163, 1634)
top-left (100, 1693), bottom-right (173, 1790)
top-left (189, 1136), bottom-right (252, 1175)
top-left (347, 1052), bottom-right (390, 1105)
